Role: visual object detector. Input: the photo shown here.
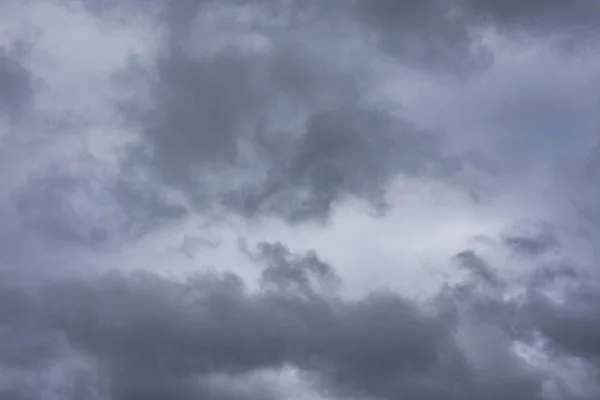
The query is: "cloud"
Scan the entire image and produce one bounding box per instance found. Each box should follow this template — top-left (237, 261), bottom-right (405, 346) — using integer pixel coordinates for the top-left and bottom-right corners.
top-left (0, 42), bottom-right (34, 124)
top-left (462, 0), bottom-right (600, 39)
top-left (2, 241), bottom-right (600, 399)
top-left (2, 1), bottom-right (600, 399)
top-left (356, 0), bottom-right (600, 58)
top-left (528, 282), bottom-right (600, 367)
top-left (251, 241), bottom-right (337, 286)
top-left (224, 107), bottom-right (455, 222)
top-left (353, 0), bottom-right (492, 75)
top-left (504, 228), bottom-right (559, 258)
top-left (91, 0), bottom-right (600, 232)
top-left (0, 246), bottom-right (521, 399)
top-left (11, 162), bottom-right (189, 248)
top-left (10, 0), bottom-right (598, 237)
top-left (12, 166), bottom-right (110, 248)
top-left (454, 250), bottom-right (504, 288)
top-left (111, 3), bottom-right (465, 226)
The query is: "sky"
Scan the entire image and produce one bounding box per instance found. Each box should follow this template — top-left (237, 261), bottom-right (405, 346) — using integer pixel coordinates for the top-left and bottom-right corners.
top-left (0, 0), bottom-right (600, 399)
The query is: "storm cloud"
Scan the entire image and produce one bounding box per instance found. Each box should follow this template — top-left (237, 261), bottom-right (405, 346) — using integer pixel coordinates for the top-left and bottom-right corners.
top-left (1, 241), bottom-right (598, 400)
top-left (1, 0), bottom-right (600, 399)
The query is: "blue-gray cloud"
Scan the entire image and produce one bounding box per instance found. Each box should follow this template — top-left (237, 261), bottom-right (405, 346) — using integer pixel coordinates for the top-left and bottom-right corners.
top-left (2, 1), bottom-right (600, 399)
top-left (1, 241), bottom-right (599, 399)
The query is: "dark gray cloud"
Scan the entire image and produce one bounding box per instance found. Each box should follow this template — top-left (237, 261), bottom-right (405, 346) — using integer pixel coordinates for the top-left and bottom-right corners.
top-left (111, 174), bottom-right (188, 238)
top-left (1, 242), bottom-right (599, 399)
top-left (84, 0), bottom-right (600, 76)
top-left (527, 282), bottom-right (600, 367)
top-left (11, 162), bottom-right (187, 248)
top-left (224, 107), bottom-right (451, 222)
top-left (503, 224), bottom-right (560, 257)
top-left (527, 262), bottom-right (578, 289)
top-left (26, 0), bottom-right (596, 235)
top-left (353, 0), bottom-right (492, 75)
top-left (3, 1), bottom-right (600, 399)
top-left (454, 250), bottom-right (504, 288)
top-left (462, 0), bottom-right (600, 40)
top-left (12, 166), bottom-right (110, 248)
top-left (579, 141), bottom-right (600, 233)
top-left (6, 0), bottom-right (462, 244)
top-left (0, 43), bottom-right (34, 124)
top-left (355, 0), bottom-right (600, 56)
top-left (252, 241), bottom-right (339, 296)
top-left (102, 0), bottom-right (600, 231)
top-left (114, 14), bottom-right (459, 226)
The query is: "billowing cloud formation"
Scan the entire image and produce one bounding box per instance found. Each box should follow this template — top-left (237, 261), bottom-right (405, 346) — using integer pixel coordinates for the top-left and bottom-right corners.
top-left (103, 0), bottom-right (600, 227)
top-left (8, 0), bottom-right (600, 236)
top-left (454, 250), bottom-right (503, 288)
top-left (1, 241), bottom-right (600, 400)
top-left (115, 14), bottom-right (456, 224)
top-left (2, 0), bottom-right (600, 399)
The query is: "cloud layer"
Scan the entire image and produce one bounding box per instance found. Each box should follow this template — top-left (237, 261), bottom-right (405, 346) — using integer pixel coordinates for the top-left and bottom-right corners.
top-left (1, 0), bottom-right (600, 399)
top-left (2, 239), bottom-right (600, 399)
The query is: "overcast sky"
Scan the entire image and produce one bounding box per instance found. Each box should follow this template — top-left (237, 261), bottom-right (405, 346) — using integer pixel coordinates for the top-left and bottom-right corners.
top-left (1, 1), bottom-right (600, 399)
